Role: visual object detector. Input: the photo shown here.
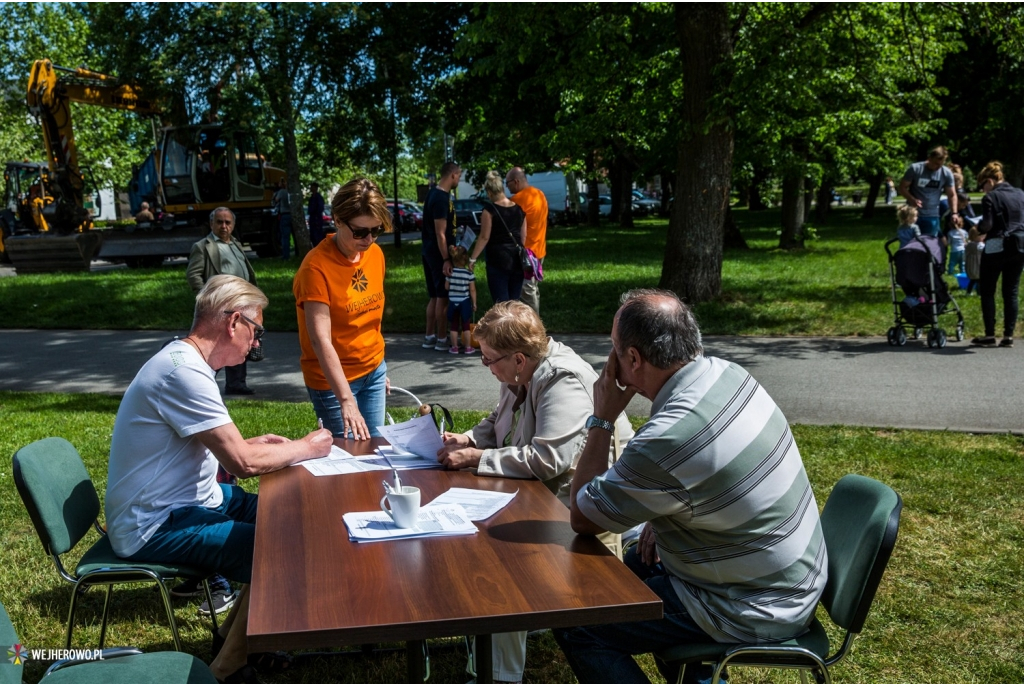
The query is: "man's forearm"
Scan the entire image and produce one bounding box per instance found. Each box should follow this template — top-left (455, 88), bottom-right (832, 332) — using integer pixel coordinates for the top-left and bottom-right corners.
top-left (569, 427), bottom-right (613, 535)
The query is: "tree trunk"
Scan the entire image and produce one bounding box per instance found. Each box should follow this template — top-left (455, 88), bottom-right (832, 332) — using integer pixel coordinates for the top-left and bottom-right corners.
top-left (723, 205), bottom-right (748, 250)
top-left (660, 3), bottom-right (733, 304)
top-left (618, 156), bottom-right (634, 228)
top-left (803, 183), bottom-right (813, 224)
top-left (609, 156), bottom-right (621, 222)
top-left (660, 170), bottom-right (673, 216)
top-left (733, 181), bottom-right (749, 207)
top-left (778, 174), bottom-right (806, 249)
top-left (862, 172), bottom-right (883, 219)
top-left (586, 177), bottom-right (600, 226)
top-left (282, 122), bottom-right (312, 258)
top-left (1008, 139), bottom-right (1024, 188)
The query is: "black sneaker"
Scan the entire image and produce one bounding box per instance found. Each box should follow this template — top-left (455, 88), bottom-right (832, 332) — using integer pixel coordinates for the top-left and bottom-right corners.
top-left (169, 578), bottom-right (206, 598)
top-left (199, 589), bottom-right (238, 616)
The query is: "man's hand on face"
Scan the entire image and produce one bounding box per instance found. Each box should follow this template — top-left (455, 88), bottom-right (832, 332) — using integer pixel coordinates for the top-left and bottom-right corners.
top-left (594, 350), bottom-right (636, 422)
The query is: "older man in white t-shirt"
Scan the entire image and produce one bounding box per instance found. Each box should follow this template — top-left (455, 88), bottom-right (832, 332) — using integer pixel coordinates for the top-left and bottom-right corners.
top-left (105, 275), bottom-right (332, 682)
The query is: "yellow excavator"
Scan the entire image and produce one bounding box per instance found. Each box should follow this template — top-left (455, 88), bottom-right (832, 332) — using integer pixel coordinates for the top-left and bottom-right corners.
top-left (1, 59), bottom-right (284, 273)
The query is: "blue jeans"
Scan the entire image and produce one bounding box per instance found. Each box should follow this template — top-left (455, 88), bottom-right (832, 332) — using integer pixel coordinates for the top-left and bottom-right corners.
top-left (126, 484), bottom-right (258, 584)
top-left (948, 250), bottom-right (965, 275)
top-left (307, 359), bottom-right (387, 438)
top-left (278, 213), bottom-right (292, 258)
top-left (486, 262), bottom-right (524, 303)
top-left (917, 216), bottom-right (941, 237)
top-left (554, 547), bottom-right (715, 683)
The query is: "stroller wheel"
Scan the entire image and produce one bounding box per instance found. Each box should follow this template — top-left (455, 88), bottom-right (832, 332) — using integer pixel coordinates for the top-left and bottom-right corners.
top-left (886, 327), bottom-right (898, 346)
top-left (937, 329), bottom-right (948, 348)
top-left (897, 328), bottom-right (908, 346)
top-left (956, 322), bottom-right (965, 342)
top-left (927, 329), bottom-right (937, 348)
top-left (913, 327), bottom-right (923, 340)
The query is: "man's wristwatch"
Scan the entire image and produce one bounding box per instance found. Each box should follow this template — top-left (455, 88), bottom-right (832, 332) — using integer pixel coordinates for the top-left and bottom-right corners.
top-left (585, 415), bottom-right (615, 433)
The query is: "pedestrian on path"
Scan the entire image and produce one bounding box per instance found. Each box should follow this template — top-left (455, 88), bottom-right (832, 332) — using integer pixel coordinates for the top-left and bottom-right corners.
top-left (506, 167), bottom-right (548, 314)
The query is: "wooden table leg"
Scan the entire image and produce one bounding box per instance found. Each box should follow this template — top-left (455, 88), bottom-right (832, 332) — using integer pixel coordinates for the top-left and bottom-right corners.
top-left (476, 634), bottom-right (492, 684)
top-left (407, 639), bottom-right (425, 682)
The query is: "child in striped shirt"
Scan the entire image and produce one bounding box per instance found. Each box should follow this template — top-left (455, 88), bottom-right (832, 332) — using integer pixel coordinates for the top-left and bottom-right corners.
top-left (445, 246), bottom-right (477, 354)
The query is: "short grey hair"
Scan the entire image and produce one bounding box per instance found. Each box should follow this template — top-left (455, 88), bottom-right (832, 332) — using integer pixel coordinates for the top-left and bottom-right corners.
top-left (193, 274), bottom-right (268, 326)
top-left (616, 289), bottom-right (703, 368)
top-left (209, 207), bottom-right (236, 224)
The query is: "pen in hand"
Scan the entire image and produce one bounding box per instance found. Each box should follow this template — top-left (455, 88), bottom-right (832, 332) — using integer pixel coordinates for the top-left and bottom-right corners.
top-left (317, 418), bottom-right (324, 430)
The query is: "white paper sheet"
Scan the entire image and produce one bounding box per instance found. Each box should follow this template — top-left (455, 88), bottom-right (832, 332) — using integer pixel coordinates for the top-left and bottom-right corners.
top-left (300, 453), bottom-right (390, 476)
top-left (427, 487), bottom-right (517, 521)
top-left (376, 413), bottom-right (444, 459)
top-left (343, 504), bottom-right (477, 542)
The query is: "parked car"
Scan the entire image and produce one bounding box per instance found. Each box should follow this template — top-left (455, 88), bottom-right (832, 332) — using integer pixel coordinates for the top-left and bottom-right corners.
top-left (386, 200), bottom-right (422, 233)
top-left (578, 194), bottom-right (619, 217)
top-left (453, 198), bottom-right (485, 230)
top-left (631, 190), bottom-right (661, 215)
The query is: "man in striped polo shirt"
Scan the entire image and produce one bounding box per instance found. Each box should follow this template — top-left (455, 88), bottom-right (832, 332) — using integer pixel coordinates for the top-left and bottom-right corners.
top-left (555, 289), bottom-right (828, 683)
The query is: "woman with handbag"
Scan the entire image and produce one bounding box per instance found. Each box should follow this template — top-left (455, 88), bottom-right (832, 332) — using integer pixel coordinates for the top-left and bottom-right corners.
top-left (972, 161), bottom-right (1024, 348)
top-left (470, 170), bottom-right (527, 303)
top-left (293, 178), bottom-right (391, 438)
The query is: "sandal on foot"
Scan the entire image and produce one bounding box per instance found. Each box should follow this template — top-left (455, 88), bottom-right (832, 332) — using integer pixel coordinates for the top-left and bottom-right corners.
top-left (218, 663), bottom-right (259, 684)
top-left (248, 651), bottom-right (293, 673)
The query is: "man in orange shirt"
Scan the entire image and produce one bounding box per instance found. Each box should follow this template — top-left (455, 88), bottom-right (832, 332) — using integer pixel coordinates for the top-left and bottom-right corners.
top-left (506, 167), bottom-right (548, 313)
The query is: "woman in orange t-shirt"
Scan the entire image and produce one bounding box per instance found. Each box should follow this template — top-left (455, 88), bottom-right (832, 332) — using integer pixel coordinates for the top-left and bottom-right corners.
top-left (294, 178), bottom-right (391, 438)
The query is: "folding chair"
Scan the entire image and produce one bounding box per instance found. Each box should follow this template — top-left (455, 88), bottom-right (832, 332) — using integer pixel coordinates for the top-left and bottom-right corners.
top-left (656, 473), bottom-right (903, 684)
top-left (12, 437), bottom-right (218, 651)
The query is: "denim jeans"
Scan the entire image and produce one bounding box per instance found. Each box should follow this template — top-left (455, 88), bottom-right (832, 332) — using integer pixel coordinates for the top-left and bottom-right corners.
top-left (917, 216), bottom-right (941, 237)
top-left (126, 484), bottom-right (258, 584)
top-left (278, 213), bottom-right (292, 259)
top-left (947, 250), bottom-right (965, 276)
top-left (307, 359), bottom-right (387, 437)
top-left (979, 249), bottom-right (1024, 337)
top-left (554, 547), bottom-right (715, 684)
top-left (486, 261), bottom-right (524, 304)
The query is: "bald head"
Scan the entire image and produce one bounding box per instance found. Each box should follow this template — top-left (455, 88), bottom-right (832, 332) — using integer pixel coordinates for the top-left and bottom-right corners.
top-left (615, 289), bottom-right (703, 368)
top-left (505, 167), bottom-right (528, 193)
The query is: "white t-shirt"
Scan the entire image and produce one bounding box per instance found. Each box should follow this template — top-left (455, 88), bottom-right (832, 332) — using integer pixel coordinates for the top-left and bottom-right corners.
top-left (105, 340), bottom-right (233, 557)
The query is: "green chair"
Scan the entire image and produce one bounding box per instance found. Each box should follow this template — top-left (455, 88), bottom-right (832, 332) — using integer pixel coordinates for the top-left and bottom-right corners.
top-left (12, 437), bottom-right (218, 651)
top-left (655, 473), bottom-right (903, 684)
top-left (0, 598), bottom-right (216, 684)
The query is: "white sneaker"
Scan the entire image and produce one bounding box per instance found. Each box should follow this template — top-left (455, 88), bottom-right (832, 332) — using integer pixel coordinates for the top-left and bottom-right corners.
top-left (422, 335), bottom-right (437, 349)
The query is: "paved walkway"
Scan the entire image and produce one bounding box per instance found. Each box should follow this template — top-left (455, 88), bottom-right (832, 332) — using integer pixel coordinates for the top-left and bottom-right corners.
top-left (1, 330), bottom-right (1019, 433)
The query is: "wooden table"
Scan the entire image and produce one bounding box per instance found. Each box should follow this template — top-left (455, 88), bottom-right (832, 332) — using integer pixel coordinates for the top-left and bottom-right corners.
top-left (248, 438), bottom-right (662, 682)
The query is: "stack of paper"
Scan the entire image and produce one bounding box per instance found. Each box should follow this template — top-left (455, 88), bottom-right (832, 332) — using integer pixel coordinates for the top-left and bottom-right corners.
top-left (376, 413), bottom-right (444, 459)
top-left (428, 487), bottom-right (517, 521)
top-left (343, 504), bottom-right (478, 542)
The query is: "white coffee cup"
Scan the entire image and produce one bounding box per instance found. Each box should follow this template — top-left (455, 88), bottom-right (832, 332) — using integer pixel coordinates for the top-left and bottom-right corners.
top-left (380, 485), bottom-right (421, 529)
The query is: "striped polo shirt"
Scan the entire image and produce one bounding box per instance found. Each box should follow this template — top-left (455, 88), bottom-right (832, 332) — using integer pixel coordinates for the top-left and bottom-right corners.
top-left (578, 356), bottom-right (828, 643)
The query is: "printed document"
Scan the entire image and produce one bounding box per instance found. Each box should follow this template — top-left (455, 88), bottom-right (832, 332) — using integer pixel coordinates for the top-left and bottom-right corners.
top-left (376, 413), bottom-right (444, 459)
top-left (343, 504), bottom-right (477, 542)
top-left (427, 487), bottom-right (517, 521)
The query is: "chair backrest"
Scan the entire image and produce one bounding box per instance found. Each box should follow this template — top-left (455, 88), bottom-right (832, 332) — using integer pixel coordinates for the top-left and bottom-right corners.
top-left (0, 599), bottom-right (24, 684)
top-left (12, 437), bottom-right (101, 557)
top-left (819, 474), bottom-right (902, 633)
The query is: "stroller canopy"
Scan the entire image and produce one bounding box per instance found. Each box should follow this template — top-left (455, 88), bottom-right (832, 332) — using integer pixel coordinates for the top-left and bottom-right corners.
top-left (894, 235), bottom-right (943, 291)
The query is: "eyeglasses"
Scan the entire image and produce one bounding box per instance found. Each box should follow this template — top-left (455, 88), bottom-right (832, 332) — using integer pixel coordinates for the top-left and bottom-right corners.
top-left (224, 310), bottom-right (265, 340)
top-left (481, 352), bottom-right (511, 367)
top-left (342, 220), bottom-right (386, 239)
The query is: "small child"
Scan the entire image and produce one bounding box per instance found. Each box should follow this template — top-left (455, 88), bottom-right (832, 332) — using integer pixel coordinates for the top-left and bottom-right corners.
top-left (946, 220), bottom-right (968, 275)
top-left (445, 246), bottom-right (477, 354)
top-left (896, 204), bottom-right (921, 248)
top-left (965, 223), bottom-right (984, 295)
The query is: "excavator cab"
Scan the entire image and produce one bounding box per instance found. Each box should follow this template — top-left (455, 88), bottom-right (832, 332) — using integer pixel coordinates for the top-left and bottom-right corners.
top-left (1, 162), bottom-right (52, 263)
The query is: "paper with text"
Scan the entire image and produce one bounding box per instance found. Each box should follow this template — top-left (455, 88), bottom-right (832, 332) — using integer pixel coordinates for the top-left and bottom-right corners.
top-left (427, 487), bottom-right (517, 521)
top-left (343, 504), bottom-right (477, 542)
top-left (376, 413), bottom-right (444, 459)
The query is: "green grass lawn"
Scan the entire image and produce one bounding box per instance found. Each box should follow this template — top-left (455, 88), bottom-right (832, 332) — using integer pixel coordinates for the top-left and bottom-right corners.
top-left (1, 391), bottom-right (1022, 683)
top-left (0, 206), bottom-right (988, 338)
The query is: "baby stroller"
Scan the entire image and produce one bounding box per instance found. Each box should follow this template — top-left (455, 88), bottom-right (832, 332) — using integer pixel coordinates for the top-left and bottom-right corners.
top-left (884, 235), bottom-right (964, 348)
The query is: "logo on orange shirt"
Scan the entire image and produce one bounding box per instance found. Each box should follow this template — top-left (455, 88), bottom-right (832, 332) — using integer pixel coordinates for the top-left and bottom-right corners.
top-left (351, 268), bottom-right (369, 292)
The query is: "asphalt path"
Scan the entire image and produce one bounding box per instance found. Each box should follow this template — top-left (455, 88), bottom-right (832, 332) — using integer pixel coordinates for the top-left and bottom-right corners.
top-left (1, 330), bottom-right (1019, 433)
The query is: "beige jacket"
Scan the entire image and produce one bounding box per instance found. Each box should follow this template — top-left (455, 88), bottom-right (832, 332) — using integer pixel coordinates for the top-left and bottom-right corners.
top-left (466, 338), bottom-right (634, 507)
top-left (186, 234), bottom-right (257, 294)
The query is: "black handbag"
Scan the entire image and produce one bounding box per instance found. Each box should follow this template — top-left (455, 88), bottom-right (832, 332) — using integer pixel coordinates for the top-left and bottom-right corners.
top-left (491, 203), bottom-right (531, 270)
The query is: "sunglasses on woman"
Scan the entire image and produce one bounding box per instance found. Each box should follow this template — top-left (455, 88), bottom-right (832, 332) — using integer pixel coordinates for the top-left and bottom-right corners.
top-left (342, 220), bottom-right (386, 239)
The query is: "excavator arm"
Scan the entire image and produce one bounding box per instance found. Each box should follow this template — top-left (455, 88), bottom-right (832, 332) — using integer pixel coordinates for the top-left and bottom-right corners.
top-left (26, 59), bottom-right (162, 233)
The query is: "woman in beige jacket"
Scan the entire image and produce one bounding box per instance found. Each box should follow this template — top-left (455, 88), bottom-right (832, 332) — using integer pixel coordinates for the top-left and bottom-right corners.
top-left (436, 300), bottom-right (632, 683)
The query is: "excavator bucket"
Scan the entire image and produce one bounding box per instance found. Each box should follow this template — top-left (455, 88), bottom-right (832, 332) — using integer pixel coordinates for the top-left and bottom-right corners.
top-left (4, 232), bottom-right (102, 273)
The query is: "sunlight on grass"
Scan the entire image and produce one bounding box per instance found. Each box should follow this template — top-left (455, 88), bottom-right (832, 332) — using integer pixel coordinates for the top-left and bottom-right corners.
top-left (0, 206), bottom-right (985, 337)
top-left (1, 391), bottom-right (1022, 682)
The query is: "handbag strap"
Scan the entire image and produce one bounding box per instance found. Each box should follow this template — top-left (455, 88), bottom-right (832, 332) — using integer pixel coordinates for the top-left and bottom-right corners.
top-left (490, 202), bottom-right (523, 248)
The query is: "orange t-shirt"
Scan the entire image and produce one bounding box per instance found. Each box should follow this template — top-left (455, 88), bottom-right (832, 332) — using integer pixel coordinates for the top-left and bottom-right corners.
top-left (511, 185), bottom-right (548, 258)
top-left (293, 239), bottom-right (386, 389)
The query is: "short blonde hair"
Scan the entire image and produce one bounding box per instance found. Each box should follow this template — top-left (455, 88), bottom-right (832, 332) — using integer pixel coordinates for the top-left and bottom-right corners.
top-left (331, 178), bottom-right (393, 233)
top-left (474, 301), bottom-right (548, 359)
top-left (484, 170), bottom-right (504, 200)
top-left (194, 274), bottom-right (268, 326)
top-left (897, 204), bottom-right (918, 226)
